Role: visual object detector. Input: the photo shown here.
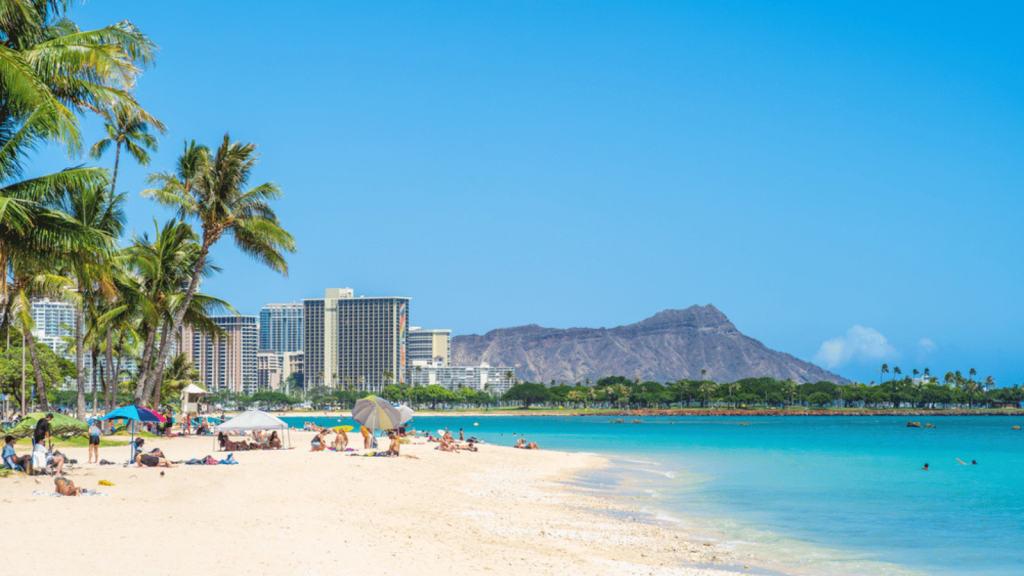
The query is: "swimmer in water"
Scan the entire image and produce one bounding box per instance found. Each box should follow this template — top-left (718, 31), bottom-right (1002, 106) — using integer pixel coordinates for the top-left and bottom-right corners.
top-left (922, 463), bottom-right (929, 471)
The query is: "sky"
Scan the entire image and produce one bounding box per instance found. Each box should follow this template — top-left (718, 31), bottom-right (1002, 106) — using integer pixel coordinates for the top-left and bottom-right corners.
top-left (31, 1), bottom-right (1024, 385)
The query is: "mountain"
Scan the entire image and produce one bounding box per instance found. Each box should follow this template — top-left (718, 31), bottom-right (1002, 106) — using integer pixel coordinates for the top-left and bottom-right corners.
top-left (450, 305), bottom-right (850, 385)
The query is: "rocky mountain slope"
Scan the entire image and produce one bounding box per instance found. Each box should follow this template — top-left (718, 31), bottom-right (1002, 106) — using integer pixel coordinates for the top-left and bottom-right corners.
top-left (451, 305), bottom-right (850, 385)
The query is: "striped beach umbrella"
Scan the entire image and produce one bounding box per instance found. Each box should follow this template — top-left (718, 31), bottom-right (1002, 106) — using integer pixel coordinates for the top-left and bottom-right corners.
top-left (351, 396), bottom-right (401, 431)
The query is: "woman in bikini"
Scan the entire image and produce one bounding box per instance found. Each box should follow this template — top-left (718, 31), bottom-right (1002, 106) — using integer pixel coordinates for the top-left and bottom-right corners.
top-left (54, 476), bottom-right (83, 496)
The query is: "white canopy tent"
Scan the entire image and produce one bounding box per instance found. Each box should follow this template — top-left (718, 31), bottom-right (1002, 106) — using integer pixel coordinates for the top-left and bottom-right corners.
top-left (213, 409), bottom-right (291, 450)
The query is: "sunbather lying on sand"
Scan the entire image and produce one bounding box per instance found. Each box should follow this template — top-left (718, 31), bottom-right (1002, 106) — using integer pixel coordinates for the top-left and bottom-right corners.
top-left (136, 453), bottom-right (175, 468)
top-left (54, 476), bottom-right (82, 496)
top-left (514, 438), bottom-right (526, 448)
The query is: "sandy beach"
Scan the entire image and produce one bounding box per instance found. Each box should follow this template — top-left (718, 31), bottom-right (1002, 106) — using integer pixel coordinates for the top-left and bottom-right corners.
top-left (0, 431), bottom-right (758, 576)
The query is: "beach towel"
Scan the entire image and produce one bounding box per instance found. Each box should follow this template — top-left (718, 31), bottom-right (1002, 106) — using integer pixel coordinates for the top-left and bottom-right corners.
top-left (32, 489), bottom-right (109, 497)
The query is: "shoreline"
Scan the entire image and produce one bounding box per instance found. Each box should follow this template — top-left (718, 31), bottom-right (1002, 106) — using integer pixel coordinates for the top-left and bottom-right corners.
top-left (269, 409), bottom-right (1024, 418)
top-left (0, 431), bottom-right (762, 576)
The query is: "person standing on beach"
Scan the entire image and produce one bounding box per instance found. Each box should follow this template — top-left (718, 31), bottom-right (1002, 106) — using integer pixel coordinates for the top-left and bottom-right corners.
top-left (360, 426), bottom-right (372, 449)
top-left (87, 420), bottom-right (102, 464)
top-left (33, 413), bottom-right (53, 450)
top-left (459, 428), bottom-right (464, 441)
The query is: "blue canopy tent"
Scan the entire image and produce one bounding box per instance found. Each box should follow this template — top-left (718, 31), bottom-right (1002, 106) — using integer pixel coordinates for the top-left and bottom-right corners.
top-left (101, 406), bottom-right (166, 463)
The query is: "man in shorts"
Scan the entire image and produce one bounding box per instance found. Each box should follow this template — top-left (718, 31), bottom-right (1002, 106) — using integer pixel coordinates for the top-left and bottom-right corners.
top-left (33, 413), bottom-right (53, 450)
top-left (88, 420), bottom-right (102, 463)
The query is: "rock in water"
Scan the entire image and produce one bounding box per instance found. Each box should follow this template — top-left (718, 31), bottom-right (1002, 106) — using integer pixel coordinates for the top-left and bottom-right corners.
top-left (1012, 426), bottom-right (1021, 430)
top-left (907, 421), bottom-right (922, 428)
top-left (924, 423), bottom-right (936, 428)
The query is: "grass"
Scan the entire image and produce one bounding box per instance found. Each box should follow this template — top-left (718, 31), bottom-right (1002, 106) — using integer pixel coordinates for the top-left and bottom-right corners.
top-left (11, 435), bottom-right (130, 449)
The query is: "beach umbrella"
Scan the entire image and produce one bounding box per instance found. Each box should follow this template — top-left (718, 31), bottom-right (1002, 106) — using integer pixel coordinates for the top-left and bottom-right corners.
top-left (351, 396), bottom-right (401, 431)
top-left (4, 412), bottom-right (88, 439)
top-left (101, 405), bottom-right (167, 462)
top-left (396, 405), bottom-right (414, 425)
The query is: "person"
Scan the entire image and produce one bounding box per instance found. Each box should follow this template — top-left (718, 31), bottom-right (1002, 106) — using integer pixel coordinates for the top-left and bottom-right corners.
top-left (54, 476), bottom-right (82, 496)
top-left (268, 431), bottom-right (282, 449)
top-left (33, 413), bottom-right (53, 450)
top-left (164, 410), bottom-right (175, 435)
top-left (383, 431), bottom-right (401, 456)
top-left (3, 435), bottom-right (32, 472)
top-left (332, 428), bottom-right (348, 451)
top-left (87, 420), bottom-right (102, 464)
top-left (132, 438), bottom-right (165, 461)
top-left (972, 460), bottom-right (978, 465)
top-left (311, 429), bottom-right (329, 452)
top-left (136, 452), bottom-right (175, 468)
top-left (922, 463), bottom-right (929, 471)
top-left (459, 428), bottom-right (464, 441)
top-left (526, 442), bottom-right (540, 450)
top-left (183, 412), bottom-right (192, 435)
top-left (513, 438), bottom-right (526, 449)
top-left (360, 426), bottom-right (372, 449)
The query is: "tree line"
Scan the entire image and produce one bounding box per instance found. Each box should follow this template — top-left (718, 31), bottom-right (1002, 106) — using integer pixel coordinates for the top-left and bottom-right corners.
top-left (498, 372), bottom-right (1024, 410)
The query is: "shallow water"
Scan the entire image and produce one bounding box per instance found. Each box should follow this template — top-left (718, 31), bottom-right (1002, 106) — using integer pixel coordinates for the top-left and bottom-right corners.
top-left (284, 414), bottom-right (1024, 576)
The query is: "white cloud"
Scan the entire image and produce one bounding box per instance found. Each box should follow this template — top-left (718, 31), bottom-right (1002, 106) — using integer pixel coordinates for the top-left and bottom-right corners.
top-left (918, 338), bottom-right (936, 353)
top-left (814, 325), bottom-right (897, 369)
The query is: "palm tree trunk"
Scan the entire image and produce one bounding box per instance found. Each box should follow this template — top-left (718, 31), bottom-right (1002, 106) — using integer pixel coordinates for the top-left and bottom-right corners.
top-left (24, 329), bottom-right (49, 410)
top-left (143, 319), bottom-right (172, 407)
top-left (110, 143), bottom-right (122, 197)
top-left (144, 238), bottom-right (212, 403)
top-left (132, 325), bottom-right (158, 405)
top-left (111, 330), bottom-right (125, 412)
top-left (104, 325), bottom-right (115, 412)
top-left (75, 287), bottom-right (87, 420)
top-left (91, 349), bottom-right (99, 415)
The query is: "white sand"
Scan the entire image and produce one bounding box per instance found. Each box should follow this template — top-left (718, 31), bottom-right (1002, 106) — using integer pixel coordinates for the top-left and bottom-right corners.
top-left (0, 432), bottom-right (760, 576)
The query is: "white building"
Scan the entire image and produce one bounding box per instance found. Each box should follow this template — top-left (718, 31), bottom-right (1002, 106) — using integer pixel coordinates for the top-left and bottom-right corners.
top-left (409, 361), bottom-right (515, 394)
top-left (408, 327), bottom-right (451, 366)
top-left (29, 297), bottom-right (136, 389)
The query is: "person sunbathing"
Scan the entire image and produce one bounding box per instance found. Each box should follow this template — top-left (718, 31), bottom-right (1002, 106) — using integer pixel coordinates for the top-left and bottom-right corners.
top-left (218, 432), bottom-right (247, 451)
top-left (526, 442), bottom-right (540, 450)
top-left (332, 429), bottom-right (348, 451)
top-left (54, 476), bottom-right (82, 496)
top-left (136, 453), bottom-right (175, 468)
top-left (513, 438), bottom-right (526, 449)
top-left (268, 431), bottom-right (283, 449)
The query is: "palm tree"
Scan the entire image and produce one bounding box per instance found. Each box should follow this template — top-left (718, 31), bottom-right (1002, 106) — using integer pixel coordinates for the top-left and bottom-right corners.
top-left (881, 363), bottom-right (889, 383)
top-left (140, 136), bottom-right (296, 403)
top-left (159, 353), bottom-right (201, 407)
top-left (700, 368), bottom-right (707, 381)
top-left (57, 182), bottom-right (126, 419)
top-left (90, 102), bottom-right (166, 204)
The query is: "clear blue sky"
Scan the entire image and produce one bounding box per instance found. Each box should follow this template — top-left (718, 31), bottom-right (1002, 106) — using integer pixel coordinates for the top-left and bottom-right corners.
top-left (34, 1), bottom-right (1024, 385)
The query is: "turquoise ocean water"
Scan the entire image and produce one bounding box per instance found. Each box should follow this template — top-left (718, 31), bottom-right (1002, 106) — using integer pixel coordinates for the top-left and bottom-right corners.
top-left (283, 414), bottom-right (1024, 576)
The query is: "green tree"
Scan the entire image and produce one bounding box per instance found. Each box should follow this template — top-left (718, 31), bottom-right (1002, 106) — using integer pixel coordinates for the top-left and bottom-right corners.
top-left (502, 382), bottom-right (551, 409)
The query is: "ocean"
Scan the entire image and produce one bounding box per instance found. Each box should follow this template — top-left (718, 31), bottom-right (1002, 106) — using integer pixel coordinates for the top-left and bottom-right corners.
top-left (282, 414), bottom-right (1024, 576)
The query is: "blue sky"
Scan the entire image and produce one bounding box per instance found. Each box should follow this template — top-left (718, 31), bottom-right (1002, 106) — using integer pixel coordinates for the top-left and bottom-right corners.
top-left (34, 1), bottom-right (1024, 385)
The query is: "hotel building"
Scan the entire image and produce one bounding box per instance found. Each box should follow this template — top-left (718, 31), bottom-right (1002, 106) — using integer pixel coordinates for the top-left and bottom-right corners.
top-left (407, 327), bottom-right (451, 366)
top-left (180, 316), bottom-right (259, 394)
top-left (303, 288), bottom-right (410, 393)
top-left (259, 303), bottom-right (303, 354)
top-left (408, 361), bottom-right (516, 394)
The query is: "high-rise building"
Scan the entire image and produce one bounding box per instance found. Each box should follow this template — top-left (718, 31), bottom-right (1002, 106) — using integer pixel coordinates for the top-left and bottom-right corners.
top-left (180, 316), bottom-right (259, 394)
top-left (29, 297), bottom-right (136, 388)
top-left (256, 349), bottom-right (304, 392)
top-left (408, 361), bottom-right (516, 394)
top-left (303, 288), bottom-right (409, 393)
top-left (407, 327), bottom-right (451, 366)
top-left (259, 303), bottom-right (303, 354)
